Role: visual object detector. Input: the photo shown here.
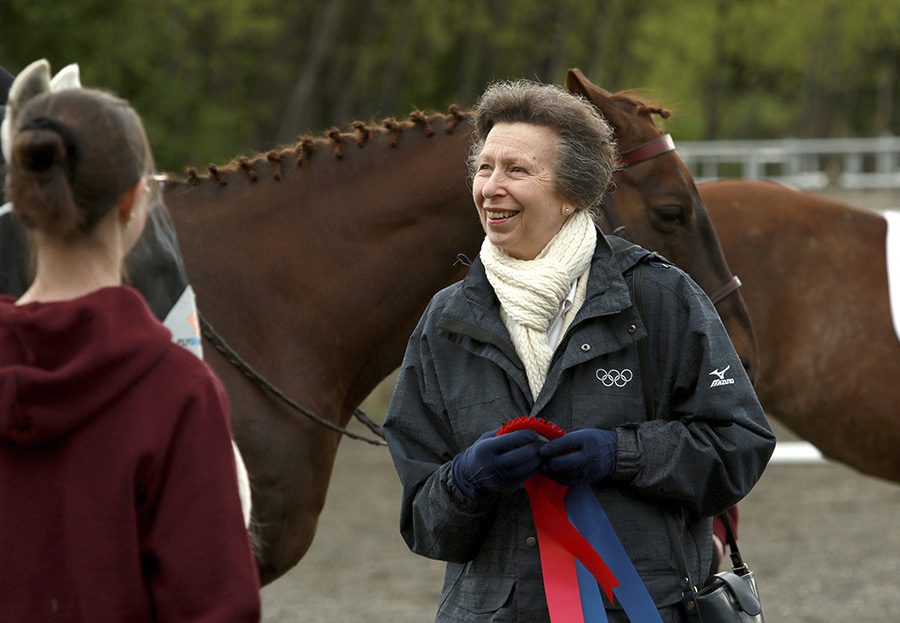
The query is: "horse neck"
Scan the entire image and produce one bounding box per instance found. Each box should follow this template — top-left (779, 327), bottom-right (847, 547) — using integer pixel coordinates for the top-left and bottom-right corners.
top-left (166, 115), bottom-right (484, 419)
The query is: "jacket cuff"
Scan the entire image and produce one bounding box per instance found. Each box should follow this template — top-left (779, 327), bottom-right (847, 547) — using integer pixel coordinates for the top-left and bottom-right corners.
top-left (610, 425), bottom-right (639, 482)
top-left (441, 462), bottom-right (497, 512)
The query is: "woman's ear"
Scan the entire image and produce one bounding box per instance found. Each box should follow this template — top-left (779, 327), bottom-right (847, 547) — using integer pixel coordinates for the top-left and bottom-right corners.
top-left (116, 179), bottom-right (143, 228)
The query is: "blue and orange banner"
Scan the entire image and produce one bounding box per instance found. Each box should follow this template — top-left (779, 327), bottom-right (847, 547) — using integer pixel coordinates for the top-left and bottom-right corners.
top-left (497, 417), bottom-right (663, 623)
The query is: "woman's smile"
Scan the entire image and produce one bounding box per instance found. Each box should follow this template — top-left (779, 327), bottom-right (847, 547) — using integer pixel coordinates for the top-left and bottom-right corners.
top-left (472, 122), bottom-right (575, 260)
top-left (484, 208), bottom-right (520, 223)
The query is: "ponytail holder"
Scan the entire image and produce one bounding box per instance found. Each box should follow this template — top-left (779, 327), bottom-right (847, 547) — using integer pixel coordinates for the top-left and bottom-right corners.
top-left (20, 115), bottom-right (83, 184)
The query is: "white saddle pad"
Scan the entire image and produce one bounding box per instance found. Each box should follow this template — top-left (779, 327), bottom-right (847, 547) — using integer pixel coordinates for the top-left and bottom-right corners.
top-left (882, 211), bottom-right (900, 341)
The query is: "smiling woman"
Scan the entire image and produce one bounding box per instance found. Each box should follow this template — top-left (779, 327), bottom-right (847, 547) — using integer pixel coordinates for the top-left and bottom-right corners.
top-left (472, 122), bottom-right (575, 261)
top-left (383, 78), bottom-right (774, 623)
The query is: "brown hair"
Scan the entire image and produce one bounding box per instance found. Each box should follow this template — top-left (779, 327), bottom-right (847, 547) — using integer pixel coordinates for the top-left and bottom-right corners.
top-left (7, 88), bottom-right (155, 241)
top-left (469, 79), bottom-right (618, 218)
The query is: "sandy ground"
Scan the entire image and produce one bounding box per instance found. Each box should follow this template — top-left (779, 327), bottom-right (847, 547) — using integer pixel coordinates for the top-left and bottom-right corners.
top-left (263, 424), bottom-right (900, 623)
top-left (261, 187), bottom-right (900, 622)
top-left (259, 420), bottom-right (900, 623)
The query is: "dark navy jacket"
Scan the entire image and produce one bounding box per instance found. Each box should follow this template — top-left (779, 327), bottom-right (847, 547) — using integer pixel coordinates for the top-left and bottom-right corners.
top-left (384, 232), bottom-right (775, 622)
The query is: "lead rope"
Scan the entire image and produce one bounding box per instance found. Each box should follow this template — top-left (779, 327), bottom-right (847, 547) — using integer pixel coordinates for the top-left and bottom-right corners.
top-left (199, 314), bottom-right (387, 447)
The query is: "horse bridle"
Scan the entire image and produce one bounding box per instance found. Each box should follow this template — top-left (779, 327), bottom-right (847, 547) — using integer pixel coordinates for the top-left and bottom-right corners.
top-left (601, 134), bottom-right (743, 306)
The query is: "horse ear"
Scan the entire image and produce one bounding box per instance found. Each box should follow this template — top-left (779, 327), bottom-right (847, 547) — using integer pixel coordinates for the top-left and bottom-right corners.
top-left (50, 63), bottom-right (81, 91)
top-left (565, 68), bottom-right (595, 99)
top-left (565, 67), bottom-right (627, 134)
top-left (2, 59), bottom-right (52, 163)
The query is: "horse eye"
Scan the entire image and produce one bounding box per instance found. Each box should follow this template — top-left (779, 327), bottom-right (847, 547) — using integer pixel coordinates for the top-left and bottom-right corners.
top-left (650, 205), bottom-right (687, 230)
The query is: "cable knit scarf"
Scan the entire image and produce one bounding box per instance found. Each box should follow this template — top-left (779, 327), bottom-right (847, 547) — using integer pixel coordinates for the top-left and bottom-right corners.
top-left (481, 210), bottom-right (597, 400)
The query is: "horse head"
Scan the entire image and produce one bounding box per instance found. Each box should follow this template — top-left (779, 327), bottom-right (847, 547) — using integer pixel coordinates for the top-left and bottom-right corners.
top-left (566, 68), bottom-right (758, 381)
top-left (1, 59), bottom-right (81, 164)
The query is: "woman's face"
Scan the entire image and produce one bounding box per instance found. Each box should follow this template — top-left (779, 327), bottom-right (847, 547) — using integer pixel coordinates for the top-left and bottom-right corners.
top-left (472, 122), bottom-right (576, 260)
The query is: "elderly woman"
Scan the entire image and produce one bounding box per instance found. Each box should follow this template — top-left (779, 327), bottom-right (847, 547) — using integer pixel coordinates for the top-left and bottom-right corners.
top-left (384, 79), bottom-right (774, 623)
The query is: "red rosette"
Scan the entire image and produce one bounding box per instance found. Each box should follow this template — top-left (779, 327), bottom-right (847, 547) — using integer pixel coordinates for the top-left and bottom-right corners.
top-left (496, 416), bottom-right (566, 441)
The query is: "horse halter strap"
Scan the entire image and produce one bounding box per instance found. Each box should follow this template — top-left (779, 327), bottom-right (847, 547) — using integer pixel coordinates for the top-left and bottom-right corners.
top-left (707, 274), bottom-right (743, 306)
top-left (618, 134), bottom-right (675, 168)
top-left (600, 134), bottom-right (677, 241)
top-left (600, 133), bottom-right (743, 307)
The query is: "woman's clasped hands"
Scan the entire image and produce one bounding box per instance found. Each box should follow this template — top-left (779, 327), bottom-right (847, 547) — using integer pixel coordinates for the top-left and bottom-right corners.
top-left (451, 427), bottom-right (618, 499)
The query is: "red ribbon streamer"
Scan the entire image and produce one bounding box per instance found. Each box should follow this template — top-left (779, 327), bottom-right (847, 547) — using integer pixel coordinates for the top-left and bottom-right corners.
top-left (497, 417), bottom-right (620, 609)
top-left (526, 476), bottom-right (620, 603)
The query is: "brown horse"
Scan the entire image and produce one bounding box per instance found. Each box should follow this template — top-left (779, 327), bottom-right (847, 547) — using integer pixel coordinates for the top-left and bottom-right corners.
top-left (700, 179), bottom-right (900, 483)
top-left (565, 69), bottom-right (756, 379)
top-left (162, 69), bottom-right (753, 584)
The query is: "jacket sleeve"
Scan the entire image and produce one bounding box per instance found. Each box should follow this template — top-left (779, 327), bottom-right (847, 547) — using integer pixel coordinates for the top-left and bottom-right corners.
top-left (141, 373), bottom-right (261, 622)
top-left (384, 310), bottom-right (500, 564)
top-left (611, 265), bottom-right (776, 517)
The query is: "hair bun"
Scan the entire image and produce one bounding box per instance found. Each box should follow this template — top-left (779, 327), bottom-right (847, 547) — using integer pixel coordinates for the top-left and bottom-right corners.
top-left (17, 131), bottom-right (63, 172)
top-left (12, 121), bottom-right (81, 239)
top-left (18, 115), bottom-right (82, 182)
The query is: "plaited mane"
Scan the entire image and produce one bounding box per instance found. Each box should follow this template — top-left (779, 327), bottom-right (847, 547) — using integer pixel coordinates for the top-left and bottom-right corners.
top-left (184, 105), bottom-right (471, 186)
top-left (611, 90), bottom-right (672, 127)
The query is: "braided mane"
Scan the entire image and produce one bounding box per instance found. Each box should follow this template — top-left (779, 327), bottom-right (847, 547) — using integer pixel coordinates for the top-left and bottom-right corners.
top-left (183, 105), bottom-right (471, 186)
top-left (611, 90), bottom-right (672, 126)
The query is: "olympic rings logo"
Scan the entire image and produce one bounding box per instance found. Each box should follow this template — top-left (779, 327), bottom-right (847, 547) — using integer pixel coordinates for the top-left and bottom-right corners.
top-left (595, 368), bottom-right (633, 387)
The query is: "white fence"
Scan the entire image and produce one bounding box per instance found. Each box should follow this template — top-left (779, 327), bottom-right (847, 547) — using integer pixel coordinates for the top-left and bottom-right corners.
top-left (676, 135), bottom-right (900, 191)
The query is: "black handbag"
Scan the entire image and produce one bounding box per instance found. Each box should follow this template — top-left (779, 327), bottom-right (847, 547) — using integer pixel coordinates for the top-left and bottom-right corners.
top-left (665, 510), bottom-right (764, 623)
top-left (632, 258), bottom-right (765, 623)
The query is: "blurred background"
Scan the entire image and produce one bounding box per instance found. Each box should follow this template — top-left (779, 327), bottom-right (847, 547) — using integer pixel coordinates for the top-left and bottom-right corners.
top-left (3, 0), bottom-right (899, 174)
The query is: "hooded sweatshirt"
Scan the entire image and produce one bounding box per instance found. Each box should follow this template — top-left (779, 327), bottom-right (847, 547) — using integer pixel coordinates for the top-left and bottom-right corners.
top-left (0, 286), bottom-right (260, 622)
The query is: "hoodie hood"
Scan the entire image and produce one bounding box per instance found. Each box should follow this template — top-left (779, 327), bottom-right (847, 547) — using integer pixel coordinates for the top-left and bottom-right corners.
top-left (0, 286), bottom-right (171, 445)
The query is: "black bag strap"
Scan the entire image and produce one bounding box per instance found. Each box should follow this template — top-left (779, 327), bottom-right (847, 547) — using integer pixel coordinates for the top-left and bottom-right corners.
top-left (634, 259), bottom-right (656, 420)
top-left (632, 259), bottom-right (699, 617)
top-left (631, 258), bottom-right (747, 589)
top-left (719, 508), bottom-right (749, 574)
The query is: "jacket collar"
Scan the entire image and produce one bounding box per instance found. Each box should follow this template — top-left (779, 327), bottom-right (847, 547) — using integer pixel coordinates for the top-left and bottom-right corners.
top-left (441, 228), bottom-right (644, 331)
top-left (436, 228), bottom-right (655, 412)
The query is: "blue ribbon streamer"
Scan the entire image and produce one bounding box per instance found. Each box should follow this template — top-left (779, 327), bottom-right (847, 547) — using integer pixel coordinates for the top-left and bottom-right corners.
top-left (566, 485), bottom-right (664, 623)
top-left (576, 559), bottom-right (608, 623)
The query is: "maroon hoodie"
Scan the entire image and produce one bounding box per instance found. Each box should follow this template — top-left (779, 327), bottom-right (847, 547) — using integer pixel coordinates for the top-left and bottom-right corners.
top-left (0, 286), bottom-right (260, 622)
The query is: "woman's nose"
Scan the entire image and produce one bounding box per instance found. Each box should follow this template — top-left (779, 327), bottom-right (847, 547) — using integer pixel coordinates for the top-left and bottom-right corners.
top-left (481, 171), bottom-right (504, 198)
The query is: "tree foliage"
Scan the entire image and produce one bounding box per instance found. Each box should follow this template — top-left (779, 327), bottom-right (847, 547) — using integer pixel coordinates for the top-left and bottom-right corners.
top-left (2, 0), bottom-right (898, 172)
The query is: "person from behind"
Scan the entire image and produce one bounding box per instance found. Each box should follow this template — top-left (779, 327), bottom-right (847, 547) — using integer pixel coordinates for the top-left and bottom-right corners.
top-left (0, 86), bottom-right (260, 621)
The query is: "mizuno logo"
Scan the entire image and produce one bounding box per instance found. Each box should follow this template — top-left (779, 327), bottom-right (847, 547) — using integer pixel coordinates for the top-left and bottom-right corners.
top-left (709, 365), bottom-right (735, 388)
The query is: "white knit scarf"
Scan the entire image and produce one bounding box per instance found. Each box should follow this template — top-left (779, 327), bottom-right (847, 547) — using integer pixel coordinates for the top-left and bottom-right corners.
top-left (481, 209), bottom-right (597, 400)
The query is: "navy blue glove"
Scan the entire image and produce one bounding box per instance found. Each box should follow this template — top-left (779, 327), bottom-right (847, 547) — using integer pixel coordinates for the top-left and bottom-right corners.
top-left (539, 428), bottom-right (618, 487)
top-left (451, 428), bottom-right (546, 500)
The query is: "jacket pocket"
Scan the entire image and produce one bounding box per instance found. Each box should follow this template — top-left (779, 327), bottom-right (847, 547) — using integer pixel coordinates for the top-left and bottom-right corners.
top-left (447, 396), bottom-right (523, 448)
top-left (571, 392), bottom-right (645, 429)
top-left (456, 574), bottom-right (516, 615)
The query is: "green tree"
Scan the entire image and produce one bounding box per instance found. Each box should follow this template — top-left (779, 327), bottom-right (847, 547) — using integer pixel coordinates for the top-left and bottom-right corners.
top-left (3, 0), bottom-right (900, 172)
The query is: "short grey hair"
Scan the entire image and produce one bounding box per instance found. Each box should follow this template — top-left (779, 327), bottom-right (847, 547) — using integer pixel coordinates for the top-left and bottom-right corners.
top-left (468, 79), bottom-right (618, 218)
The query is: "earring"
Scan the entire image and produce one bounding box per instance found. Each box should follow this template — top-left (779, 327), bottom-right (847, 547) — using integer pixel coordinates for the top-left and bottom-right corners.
top-left (565, 208), bottom-right (571, 214)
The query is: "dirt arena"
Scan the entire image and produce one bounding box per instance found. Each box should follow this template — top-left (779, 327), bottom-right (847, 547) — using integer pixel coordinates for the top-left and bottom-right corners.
top-left (260, 420), bottom-right (900, 623)
top-left (261, 189), bottom-right (900, 623)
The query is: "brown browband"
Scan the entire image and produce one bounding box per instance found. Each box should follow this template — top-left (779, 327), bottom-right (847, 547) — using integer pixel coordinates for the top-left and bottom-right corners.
top-left (618, 134), bottom-right (675, 168)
